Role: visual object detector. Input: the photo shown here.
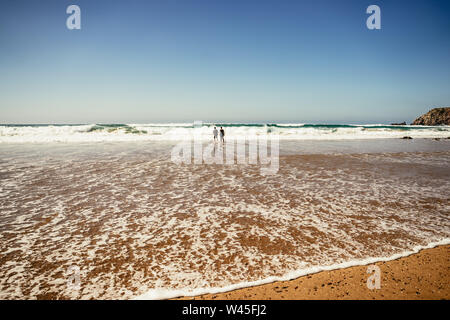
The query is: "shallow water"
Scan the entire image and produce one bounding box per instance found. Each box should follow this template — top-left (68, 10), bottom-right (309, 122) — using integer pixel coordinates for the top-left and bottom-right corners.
top-left (0, 139), bottom-right (449, 299)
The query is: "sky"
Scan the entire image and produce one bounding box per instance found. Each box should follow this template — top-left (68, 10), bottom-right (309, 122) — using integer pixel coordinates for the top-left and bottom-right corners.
top-left (0, 0), bottom-right (449, 124)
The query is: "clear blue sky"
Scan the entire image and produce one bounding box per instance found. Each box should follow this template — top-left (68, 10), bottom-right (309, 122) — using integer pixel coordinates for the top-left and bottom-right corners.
top-left (0, 0), bottom-right (449, 124)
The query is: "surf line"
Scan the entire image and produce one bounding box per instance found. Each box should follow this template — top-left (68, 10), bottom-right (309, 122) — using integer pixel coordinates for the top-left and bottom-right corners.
top-left (182, 304), bottom-right (216, 318)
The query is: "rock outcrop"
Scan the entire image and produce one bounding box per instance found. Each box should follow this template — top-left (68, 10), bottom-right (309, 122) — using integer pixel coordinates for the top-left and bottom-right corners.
top-left (411, 107), bottom-right (450, 125)
top-left (391, 122), bottom-right (406, 125)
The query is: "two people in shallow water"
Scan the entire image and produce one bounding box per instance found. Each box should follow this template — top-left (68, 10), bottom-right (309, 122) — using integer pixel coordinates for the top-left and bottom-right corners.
top-left (213, 126), bottom-right (225, 143)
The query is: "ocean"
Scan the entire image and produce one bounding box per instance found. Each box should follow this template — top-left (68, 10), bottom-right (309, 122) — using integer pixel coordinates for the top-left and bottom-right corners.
top-left (0, 123), bottom-right (449, 142)
top-left (0, 123), bottom-right (449, 299)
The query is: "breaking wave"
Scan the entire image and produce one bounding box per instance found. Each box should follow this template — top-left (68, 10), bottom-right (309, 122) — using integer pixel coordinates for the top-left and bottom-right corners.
top-left (0, 123), bottom-right (449, 143)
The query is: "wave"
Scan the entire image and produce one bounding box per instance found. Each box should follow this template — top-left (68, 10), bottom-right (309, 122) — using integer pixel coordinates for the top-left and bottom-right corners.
top-left (0, 123), bottom-right (449, 143)
top-left (135, 239), bottom-right (450, 300)
top-left (1, 142), bottom-right (449, 299)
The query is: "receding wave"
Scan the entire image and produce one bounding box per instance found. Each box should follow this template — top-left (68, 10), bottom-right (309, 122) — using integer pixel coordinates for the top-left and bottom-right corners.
top-left (0, 142), bottom-right (449, 299)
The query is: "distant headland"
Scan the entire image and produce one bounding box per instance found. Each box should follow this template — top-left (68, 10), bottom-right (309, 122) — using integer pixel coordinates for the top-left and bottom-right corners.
top-left (411, 107), bottom-right (450, 126)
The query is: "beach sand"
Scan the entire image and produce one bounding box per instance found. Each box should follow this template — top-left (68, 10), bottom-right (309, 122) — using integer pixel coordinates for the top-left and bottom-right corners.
top-left (176, 245), bottom-right (449, 300)
top-left (1, 144), bottom-right (449, 299)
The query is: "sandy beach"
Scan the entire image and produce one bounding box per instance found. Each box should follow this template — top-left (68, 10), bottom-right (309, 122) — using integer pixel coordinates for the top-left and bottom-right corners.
top-left (177, 245), bottom-right (449, 300)
top-left (1, 142), bottom-right (449, 299)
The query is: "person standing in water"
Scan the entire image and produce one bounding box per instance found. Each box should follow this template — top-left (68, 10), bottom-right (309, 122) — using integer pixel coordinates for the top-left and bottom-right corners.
top-left (213, 126), bottom-right (218, 142)
top-left (220, 126), bottom-right (225, 143)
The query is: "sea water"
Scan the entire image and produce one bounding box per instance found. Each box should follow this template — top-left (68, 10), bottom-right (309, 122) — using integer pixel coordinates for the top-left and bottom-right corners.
top-left (0, 124), bottom-right (449, 299)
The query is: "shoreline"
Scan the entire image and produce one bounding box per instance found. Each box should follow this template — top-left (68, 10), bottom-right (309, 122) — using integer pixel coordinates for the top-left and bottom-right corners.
top-left (174, 245), bottom-right (449, 300)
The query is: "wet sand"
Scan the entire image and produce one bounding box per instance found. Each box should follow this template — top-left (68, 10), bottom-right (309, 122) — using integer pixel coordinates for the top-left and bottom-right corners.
top-left (1, 144), bottom-right (449, 299)
top-left (177, 245), bottom-right (449, 300)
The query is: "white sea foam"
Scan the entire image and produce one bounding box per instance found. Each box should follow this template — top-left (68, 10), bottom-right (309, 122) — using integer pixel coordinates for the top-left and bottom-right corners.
top-left (0, 123), bottom-right (449, 143)
top-left (135, 238), bottom-right (450, 300)
top-left (0, 143), bottom-right (449, 299)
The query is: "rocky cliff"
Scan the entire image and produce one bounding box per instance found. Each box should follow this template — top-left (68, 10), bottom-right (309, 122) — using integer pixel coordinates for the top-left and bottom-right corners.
top-left (411, 107), bottom-right (450, 125)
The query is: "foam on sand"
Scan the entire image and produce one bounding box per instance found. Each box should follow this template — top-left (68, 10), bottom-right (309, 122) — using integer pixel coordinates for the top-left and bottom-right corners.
top-left (135, 239), bottom-right (450, 300)
top-left (0, 143), bottom-right (449, 299)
